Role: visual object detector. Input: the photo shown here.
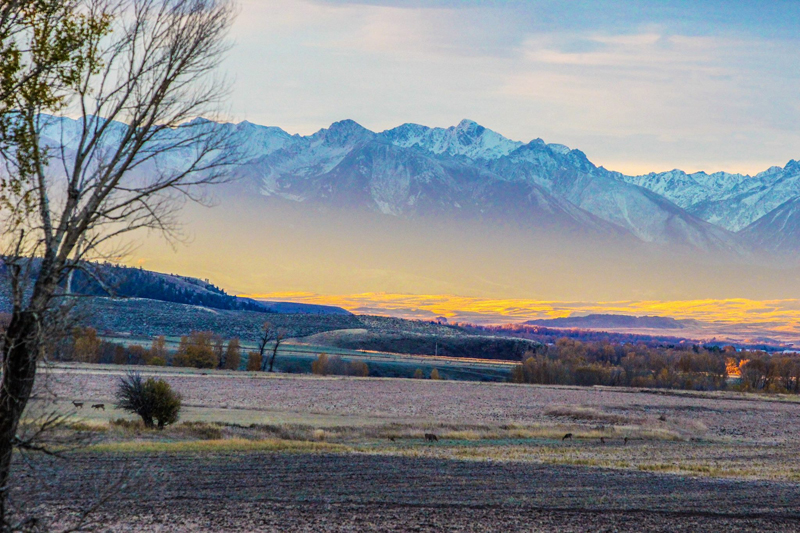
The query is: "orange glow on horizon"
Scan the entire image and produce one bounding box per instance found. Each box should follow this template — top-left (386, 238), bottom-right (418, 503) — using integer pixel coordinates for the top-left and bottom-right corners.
top-left (239, 292), bottom-right (800, 340)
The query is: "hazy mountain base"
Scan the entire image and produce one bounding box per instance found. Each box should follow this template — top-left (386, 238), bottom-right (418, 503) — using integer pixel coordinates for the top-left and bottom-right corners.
top-left (132, 191), bottom-right (800, 303)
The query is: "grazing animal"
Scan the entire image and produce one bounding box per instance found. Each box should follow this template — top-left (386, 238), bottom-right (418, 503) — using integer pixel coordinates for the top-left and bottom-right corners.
top-left (72, 401), bottom-right (84, 409)
top-left (600, 437), bottom-right (605, 444)
top-left (624, 437), bottom-right (629, 445)
top-left (92, 403), bottom-right (105, 410)
top-left (658, 414), bottom-right (667, 421)
top-left (388, 436), bottom-right (396, 442)
top-left (424, 433), bottom-right (438, 442)
top-left (562, 433), bottom-right (573, 441)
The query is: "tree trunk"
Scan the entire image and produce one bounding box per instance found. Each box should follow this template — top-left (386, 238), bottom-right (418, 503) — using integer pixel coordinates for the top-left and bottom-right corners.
top-left (0, 312), bottom-right (40, 527)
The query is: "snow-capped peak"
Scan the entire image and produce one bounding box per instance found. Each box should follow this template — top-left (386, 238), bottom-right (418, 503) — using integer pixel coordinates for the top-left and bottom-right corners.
top-left (311, 119), bottom-right (374, 147)
top-left (380, 119), bottom-right (523, 160)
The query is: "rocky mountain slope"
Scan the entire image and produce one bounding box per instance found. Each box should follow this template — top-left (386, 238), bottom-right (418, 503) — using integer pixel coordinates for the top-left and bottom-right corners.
top-left (37, 115), bottom-right (800, 254)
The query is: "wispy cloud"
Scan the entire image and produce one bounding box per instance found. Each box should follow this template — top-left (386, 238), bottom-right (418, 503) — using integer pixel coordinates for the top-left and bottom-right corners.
top-left (226, 0), bottom-right (800, 175)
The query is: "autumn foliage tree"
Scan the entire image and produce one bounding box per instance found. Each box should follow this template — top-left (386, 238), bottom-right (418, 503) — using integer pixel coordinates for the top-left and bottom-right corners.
top-left (223, 337), bottom-right (241, 370)
top-left (173, 331), bottom-right (218, 369)
top-left (246, 350), bottom-right (262, 372)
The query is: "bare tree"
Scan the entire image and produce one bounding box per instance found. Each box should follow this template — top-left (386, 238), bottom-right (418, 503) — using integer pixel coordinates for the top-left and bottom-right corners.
top-left (0, 0), bottom-right (237, 527)
top-left (256, 322), bottom-right (285, 373)
top-left (267, 329), bottom-right (285, 373)
top-left (256, 321), bottom-right (271, 372)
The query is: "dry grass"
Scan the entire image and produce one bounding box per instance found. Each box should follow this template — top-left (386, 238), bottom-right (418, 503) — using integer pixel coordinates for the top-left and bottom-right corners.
top-left (27, 366), bottom-right (800, 485)
top-left (544, 405), bottom-right (631, 425)
top-left (86, 438), bottom-right (351, 454)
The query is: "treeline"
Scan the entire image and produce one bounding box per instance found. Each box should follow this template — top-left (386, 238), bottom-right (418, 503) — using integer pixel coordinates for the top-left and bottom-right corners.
top-left (467, 323), bottom-right (693, 348)
top-left (314, 332), bottom-right (538, 361)
top-left (509, 338), bottom-right (800, 393)
top-left (55, 328), bottom-right (250, 370)
top-left (68, 263), bottom-right (270, 313)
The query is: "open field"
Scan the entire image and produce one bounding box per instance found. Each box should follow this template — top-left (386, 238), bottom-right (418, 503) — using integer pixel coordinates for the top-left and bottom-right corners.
top-left (16, 364), bottom-right (800, 530)
top-left (16, 452), bottom-right (800, 532)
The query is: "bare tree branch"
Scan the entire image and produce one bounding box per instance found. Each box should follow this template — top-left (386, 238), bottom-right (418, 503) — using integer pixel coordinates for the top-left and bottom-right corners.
top-left (0, 0), bottom-right (238, 528)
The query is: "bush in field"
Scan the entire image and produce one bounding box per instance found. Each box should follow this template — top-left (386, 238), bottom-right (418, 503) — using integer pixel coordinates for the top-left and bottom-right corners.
top-left (413, 368), bottom-right (424, 379)
top-left (115, 372), bottom-right (181, 429)
top-left (246, 351), bottom-right (262, 371)
top-left (173, 331), bottom-right (218, 368)
top-left (149, 379), bottom-right (182, 428)
top-left (430, 368), bottom-right (442, 380)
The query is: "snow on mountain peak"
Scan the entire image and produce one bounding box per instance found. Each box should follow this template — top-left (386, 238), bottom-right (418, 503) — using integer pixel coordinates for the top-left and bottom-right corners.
top-left (312, 119), bottom-right (373, 147)
top-left (381, 119), bottom-right (522, 160)
top-left (547, 143), bottom-right (571, 155)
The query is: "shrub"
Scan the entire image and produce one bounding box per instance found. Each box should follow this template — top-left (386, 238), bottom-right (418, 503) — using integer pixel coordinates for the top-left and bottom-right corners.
top-left (246, 351), bottom-right (262, 371)
top-left (115, 372), bottom-right (182, 429)
top-left (413, 368), bottom-right (424, 379)
top-left (430, 368), bottom-right (441, 380)
top-left (149, 356), bottom-right (166, 366)
top-left (149, 379), bottom-right (181, 428)
top-left (349, 360), bottom-right (369, 377)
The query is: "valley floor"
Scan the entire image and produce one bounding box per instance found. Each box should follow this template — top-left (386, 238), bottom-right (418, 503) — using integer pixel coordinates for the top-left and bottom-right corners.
top-left (14, 364), bottom-right (800, 531)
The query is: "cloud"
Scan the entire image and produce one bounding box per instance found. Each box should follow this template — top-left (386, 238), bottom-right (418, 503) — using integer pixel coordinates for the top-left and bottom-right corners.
top-left (225, 0), bottom-right (800, 174)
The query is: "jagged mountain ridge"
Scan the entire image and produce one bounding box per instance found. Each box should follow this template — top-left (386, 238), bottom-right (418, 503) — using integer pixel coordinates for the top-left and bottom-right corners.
top-left (231, 119), bottom-right (743, 252)
top-left (619, 161), bottom-right (800, 233)
top-left (35, 115), bottom-right (800, 253)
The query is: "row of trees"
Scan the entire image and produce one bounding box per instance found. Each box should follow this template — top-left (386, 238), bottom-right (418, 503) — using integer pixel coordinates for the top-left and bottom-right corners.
top-left (509, 338), bottom-right (800, 393)
top-left (60, 322), bottom-right (287, 371)
top-left (311, 353), bottom-right (369, 377)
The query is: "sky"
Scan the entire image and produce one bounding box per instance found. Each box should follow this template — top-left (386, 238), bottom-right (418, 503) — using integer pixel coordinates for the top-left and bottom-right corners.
top-left (121, 0), bottom-right (800, 332)
top-left (223, 0), bottom-right (800, 175)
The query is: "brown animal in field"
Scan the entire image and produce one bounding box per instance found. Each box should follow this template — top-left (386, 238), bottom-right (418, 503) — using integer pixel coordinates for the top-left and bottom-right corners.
top-left (600, 437), bottom-right (605, 444)
top-left (388, 436), bottom-right (396, 442)
top-left (424, 433), bottom-right (438, 442)
top-left (562, 433), bottom-right (573, 441)
top-left (72, 401), bottom-right (84, 409)
top-left (92, 403), bottom-right (105, 410)
top-left (624, 437), bottom-right (628, 445)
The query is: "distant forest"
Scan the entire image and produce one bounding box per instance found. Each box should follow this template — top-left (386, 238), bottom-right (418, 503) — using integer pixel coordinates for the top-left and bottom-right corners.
top-left (508, 337), bottom-right (800, 394)
top-left (68, 263), bottom-right (271, 313)
top-left (466, 323), bottom-right (783, 352)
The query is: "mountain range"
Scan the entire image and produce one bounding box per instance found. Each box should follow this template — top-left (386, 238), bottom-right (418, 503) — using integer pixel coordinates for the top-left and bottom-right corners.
top-left (38, 115), bottom-right (800, 255)
top-left (209, 118), bottom-right (799, 255)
